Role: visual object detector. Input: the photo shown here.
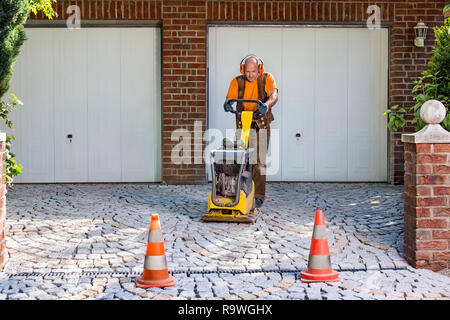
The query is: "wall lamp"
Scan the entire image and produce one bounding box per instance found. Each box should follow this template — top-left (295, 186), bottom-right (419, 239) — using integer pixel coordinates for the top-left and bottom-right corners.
top-left (414, 20), bottom-right (428, 47)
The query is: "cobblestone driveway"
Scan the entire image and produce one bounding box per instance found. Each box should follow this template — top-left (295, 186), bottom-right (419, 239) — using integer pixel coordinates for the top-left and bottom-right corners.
top-left (1, 183), bottom-right (449, 300)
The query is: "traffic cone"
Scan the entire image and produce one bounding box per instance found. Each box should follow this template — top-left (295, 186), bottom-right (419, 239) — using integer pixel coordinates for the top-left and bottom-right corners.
top-left (300, 210), bottom-right (339, 283)
top-left (136, 214), bottom-right (176, 288)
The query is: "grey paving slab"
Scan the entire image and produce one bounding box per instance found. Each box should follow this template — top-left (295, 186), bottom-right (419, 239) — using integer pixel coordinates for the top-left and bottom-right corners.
top-left (0, 183), bottom-right (449, 300)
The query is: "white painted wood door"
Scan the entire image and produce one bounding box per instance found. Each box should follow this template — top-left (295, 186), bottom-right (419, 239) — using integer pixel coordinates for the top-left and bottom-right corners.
top-left (53, 28), bottom-right (89, 182)
top-left (120, 28), bottom-right (161, 182)
top-left (281, 28), bottom-right (316, 181)
top-left (208, 26), bottom-right (388, 182)
top-left (347, 29), bottom-right (388, 181)
top-left (3, 27), bottom-right (161, 183)
top-left (314, 29), bottom-right (349, 181)
top-left (6, 28), bottom-right (56, 182)
top-left (87, 28), bottom-right (122, 182)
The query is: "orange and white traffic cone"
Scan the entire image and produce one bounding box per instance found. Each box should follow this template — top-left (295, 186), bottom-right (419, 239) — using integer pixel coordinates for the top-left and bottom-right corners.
top-left (300, 210), bottom-right (339, 283)
top-left (136, 214), bottom-right (176, 288)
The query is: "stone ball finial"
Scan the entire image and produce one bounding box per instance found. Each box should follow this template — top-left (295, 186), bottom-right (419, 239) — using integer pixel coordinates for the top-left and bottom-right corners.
top-left (420, 99), bottom-right (446, 124)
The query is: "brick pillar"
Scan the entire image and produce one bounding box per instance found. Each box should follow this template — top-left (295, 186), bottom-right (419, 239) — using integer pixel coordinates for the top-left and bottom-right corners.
top-left (402, 100), bottom-right (450, 272)
top-left (0, 133), bottom-right (6, 271)
top-left (161, 1), bottom-right (207, 185)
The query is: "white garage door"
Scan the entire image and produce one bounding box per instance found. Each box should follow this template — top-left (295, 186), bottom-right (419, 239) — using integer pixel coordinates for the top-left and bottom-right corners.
top-left (208, 26), bottom-right (388, 182)
top-left (4, 27), bottom-right (161, 183)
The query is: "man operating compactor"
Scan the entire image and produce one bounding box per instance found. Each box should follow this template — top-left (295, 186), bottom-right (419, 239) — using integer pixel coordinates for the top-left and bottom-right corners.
top-left (224, 54), bottom-right (279, 209)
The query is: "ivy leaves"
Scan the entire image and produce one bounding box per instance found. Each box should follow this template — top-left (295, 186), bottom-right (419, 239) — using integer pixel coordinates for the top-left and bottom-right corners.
top-left (383, 105), bottom-right (406, 132)
top-left (28, 0), bottom-right (58, 20)
top-left (0, 94), bottom-right (22, 185)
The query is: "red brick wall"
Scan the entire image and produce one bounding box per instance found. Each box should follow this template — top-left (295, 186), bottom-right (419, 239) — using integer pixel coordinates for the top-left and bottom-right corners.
top-left (0, 140), bottom-right (6, 272)
top-left (162, 1), bottom-right (207, 184)
top-left (40, 1), bottom-right (163, 20)
top-left (404, 143), bottom-right (450, 271)
top-left (29, 0), bottom-right (446, 184)
top-left (389, 1), bottom-right (444, 184)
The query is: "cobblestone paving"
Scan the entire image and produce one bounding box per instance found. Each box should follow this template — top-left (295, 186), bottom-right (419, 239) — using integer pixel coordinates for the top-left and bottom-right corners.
top-left (1, 183), bottom-right (449, 300)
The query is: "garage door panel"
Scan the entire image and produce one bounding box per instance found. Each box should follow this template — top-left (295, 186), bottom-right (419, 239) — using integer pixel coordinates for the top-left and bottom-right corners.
top-left (208, 26), bottom-right (387, 182)
top-left (348, 99), bottom-right (373, 136)
top-left (348, 137), bottom-right (373, 181)
top-left (315, 98), bottom-right (347, 136)
top-left (9, 29), bottom-right (55, 182)
top-left (87, 29), bottom-right (122, 182)
top-left (348, 29), bottom-right (387, 181)
top-left (315, 138), bottom-right (347, 181)
top-left (315, 29), bottom-right (348, 180)
top-left (53, 29), bottom-right (88, 182)
top-left (121, 28), bottom-right (160, 181)
top-left (281, 29), bottom-right (315, 181)
top-left (348, 31), bottom-right (376, 137)
top-left (348, 31), bottom-right (373, 99)
top-left (6, 27), bottom-right (161, 183)
top-left (282, 139), bottom-right (314, 181)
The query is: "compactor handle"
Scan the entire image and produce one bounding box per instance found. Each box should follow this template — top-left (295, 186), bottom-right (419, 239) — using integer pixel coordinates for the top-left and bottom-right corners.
top-left (223, 99), bottom-right (268, 116)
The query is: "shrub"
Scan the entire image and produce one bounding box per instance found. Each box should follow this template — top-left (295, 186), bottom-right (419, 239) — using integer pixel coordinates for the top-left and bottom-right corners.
top-left (385, 17), bottom-right (449, 132)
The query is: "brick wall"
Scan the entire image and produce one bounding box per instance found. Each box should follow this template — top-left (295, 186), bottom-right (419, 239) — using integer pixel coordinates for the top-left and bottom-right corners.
top-left (388, 1), bottom-right (444, 184)
top-left (162, 1), bottom-right (207, 184)
top-left (29, 0), bottom-right (446, 184)
top-left (403, 142), bottom-right (450, 271)
top-left (0, 137), bottom-right (6, 272)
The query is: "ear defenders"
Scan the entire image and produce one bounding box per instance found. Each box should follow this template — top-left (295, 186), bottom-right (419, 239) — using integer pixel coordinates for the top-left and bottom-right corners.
top-left (240, 54), bottom-right (264, 74)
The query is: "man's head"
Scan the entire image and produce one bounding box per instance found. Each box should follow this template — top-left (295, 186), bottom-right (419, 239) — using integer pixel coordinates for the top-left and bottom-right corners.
top-left (243, 56), bottom-right (259, 82)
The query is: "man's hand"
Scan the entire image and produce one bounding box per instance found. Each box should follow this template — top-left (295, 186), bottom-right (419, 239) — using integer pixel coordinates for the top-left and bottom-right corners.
top-left (224, 100), bottom-right (233, 113)
top-left (258, 103), bottom-right (268, 115)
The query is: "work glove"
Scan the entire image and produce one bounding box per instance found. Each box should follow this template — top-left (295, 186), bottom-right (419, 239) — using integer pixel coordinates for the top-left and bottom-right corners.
top-left (224, 101), bottom-right (233, 113)
top-left (258, 103), bottom-right (268, 115)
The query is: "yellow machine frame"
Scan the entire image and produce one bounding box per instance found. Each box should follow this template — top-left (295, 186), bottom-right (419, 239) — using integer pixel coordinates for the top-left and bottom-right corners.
top-left (239, 111), bottom-right (254, 148)
top-left (203, 111), bottom-right (259, 223)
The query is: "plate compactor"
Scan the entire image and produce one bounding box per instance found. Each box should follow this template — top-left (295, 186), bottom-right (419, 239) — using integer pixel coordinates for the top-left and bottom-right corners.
top-left (202, 99), bottom-right (268, 223)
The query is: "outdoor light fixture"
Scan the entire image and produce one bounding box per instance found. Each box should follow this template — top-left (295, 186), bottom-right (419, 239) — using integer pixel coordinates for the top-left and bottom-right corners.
top-left (414, 20), bottom-right (428, 47)
top-left (444, 4), bottom-right (450, 19)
